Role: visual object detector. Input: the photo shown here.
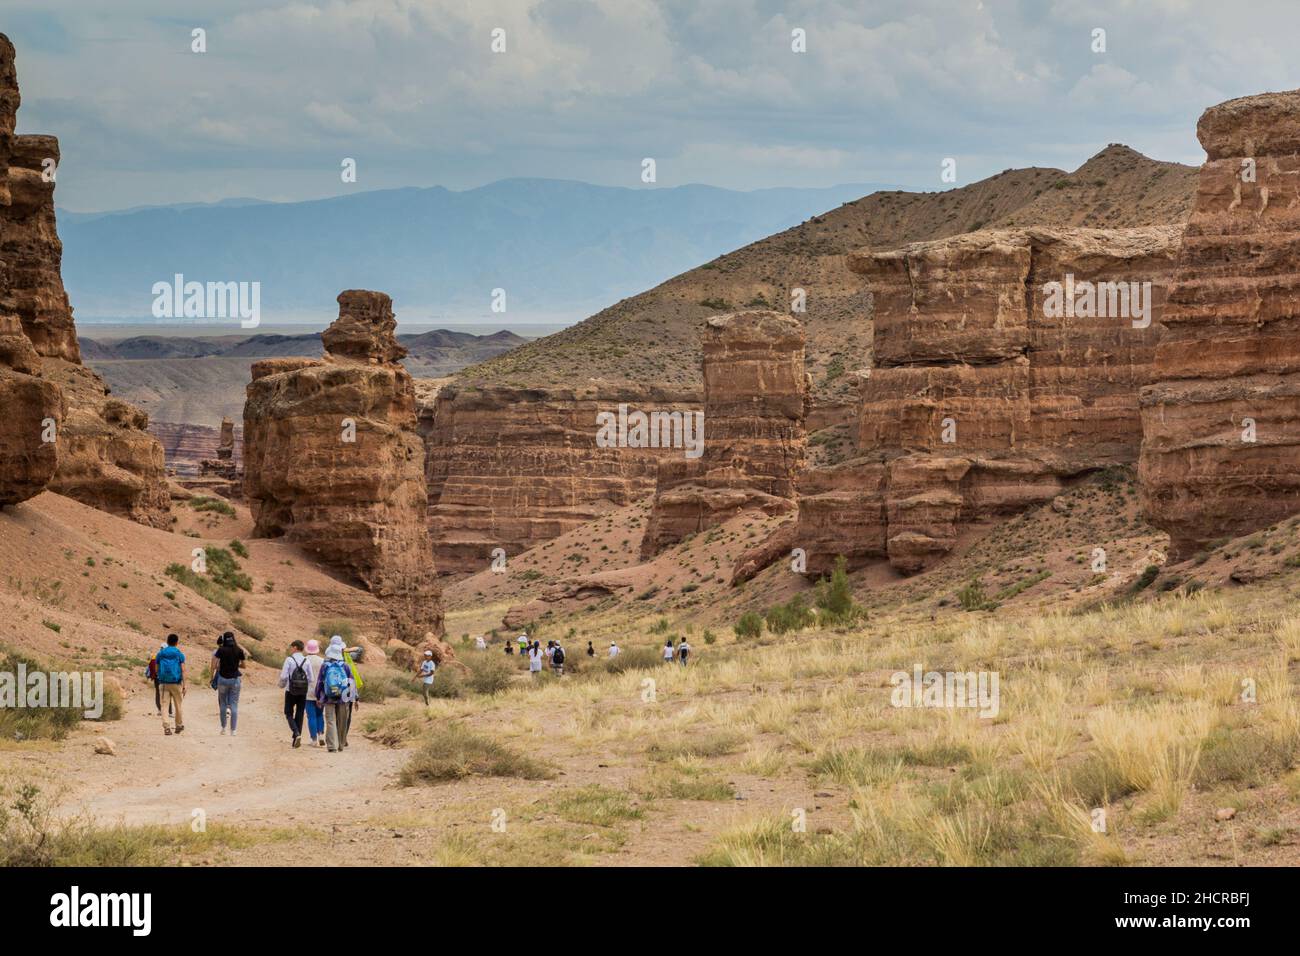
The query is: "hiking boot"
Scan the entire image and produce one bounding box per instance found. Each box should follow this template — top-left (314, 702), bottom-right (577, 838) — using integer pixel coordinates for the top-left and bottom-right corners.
top-left (164, 727), bottom-right (173, 736)
top-left (292, 736), bottom-right (301, 749)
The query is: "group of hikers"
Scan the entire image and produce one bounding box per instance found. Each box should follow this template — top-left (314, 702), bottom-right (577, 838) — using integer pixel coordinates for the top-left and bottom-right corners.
top-left (146, 628), bottom-right (696, 747)
top-left (147, 631), bottom-right (365, 752)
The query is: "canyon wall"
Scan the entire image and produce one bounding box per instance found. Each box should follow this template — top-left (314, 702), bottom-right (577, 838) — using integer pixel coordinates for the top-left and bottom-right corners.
top-left (1139, 90), bottom-right (1300, 558)
top-left (641, 310), bottom-right (806, 556)
top-left (425, 383), bottom-right (699, 573)
top-left (795, 226), bottom-right (1179, 574)
top-left (243, 290), bottom-right (442, 641)
top-left (0, 33), bottom-right (167, 524)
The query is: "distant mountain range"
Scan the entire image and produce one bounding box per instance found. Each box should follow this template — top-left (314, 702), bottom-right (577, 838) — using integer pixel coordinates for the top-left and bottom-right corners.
top-left (58, 178), bottom-right (891, 321)
top-left (79, 328), bottom-right (526, 364)
top-left (81, 328), bottom-right (528, 428)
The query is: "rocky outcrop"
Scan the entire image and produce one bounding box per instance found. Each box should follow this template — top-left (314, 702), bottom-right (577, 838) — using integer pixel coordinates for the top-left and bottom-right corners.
top-left (794, 226), bottom-right (1179, 574)
top-left (1139, 90), bottom-right (1300, 558)
top-left (425, 383), bottom-right (700, 573)
top-left (0, 36), bottom-right (61, 507)
top-left (641, 310), bottom-right (807, 556)
top-left (243, 291), bottom-right (442, 641)
top-left (0, 34), bottom-right (168, 525)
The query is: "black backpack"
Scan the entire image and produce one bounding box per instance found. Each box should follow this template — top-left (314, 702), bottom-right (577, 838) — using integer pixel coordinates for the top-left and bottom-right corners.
top-left (552, 646), bottom-right (565, 665)
top-left (287, 655), bottom-right (309, 696)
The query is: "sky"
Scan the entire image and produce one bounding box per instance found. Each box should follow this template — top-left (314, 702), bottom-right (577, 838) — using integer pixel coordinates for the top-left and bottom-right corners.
top-left (5, 0), bottom-right (1300, 212)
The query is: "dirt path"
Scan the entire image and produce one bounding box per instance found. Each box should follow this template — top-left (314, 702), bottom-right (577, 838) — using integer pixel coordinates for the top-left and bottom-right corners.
top-left (48, 675), bottom-right (408, 831)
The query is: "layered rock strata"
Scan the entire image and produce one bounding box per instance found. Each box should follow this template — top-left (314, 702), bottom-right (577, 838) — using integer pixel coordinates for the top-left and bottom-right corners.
top-left (243, 291), bottom-right (442, 641)
top-left (641, 310), bottom-right (807, 557)
top-left (1139, 90), bottom-right (1300, 558)
top-left (0, 33), bottom-right (167, 523)
top-left (425, 383), bottom-right (700, 573)
top-left (795, 226), bottom-right (1179, 574)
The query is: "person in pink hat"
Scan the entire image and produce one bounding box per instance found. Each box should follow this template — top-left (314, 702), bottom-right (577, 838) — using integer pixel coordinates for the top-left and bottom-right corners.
top-left (301, 638), bottom-right (325, 746)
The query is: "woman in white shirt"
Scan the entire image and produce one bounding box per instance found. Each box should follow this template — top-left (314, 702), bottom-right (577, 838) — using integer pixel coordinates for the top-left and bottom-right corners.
top-left (528, 642), bottom-right (544, 676)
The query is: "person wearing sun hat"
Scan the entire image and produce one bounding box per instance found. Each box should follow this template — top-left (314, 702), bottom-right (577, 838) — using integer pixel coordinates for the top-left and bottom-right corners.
top-left (302, 638), bottom-right (325, 746)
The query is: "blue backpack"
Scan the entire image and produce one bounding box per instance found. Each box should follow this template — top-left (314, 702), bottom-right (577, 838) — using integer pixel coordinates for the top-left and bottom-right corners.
top-left (322, 659), bottom-right (349, 701)
top-left (157, 649), bottom-right (182, 684)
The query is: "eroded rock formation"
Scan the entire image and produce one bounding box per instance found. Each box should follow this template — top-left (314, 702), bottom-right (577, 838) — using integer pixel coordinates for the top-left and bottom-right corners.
top-left (424, 383), bottom-right (700, 573)
top-left (795, 226), bottom-right (1179, 574)
top-left (0, 33), bottom-right (167, 523)
top-left (1139, 90), bottom-right (1300, 558)
top-left (243, 290), bottom-right (443, 641)
top-left (641, 310), bottom-right (807, 556)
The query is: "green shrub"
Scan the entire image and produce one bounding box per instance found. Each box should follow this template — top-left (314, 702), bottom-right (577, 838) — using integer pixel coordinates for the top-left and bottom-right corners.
top-left (1132, 565), bottom-right (1160, 593)
top-left (203, 547), bottom-right (252, 592)
top-left (163, 564), bottom-right (243, 613)
top-left (317, 620), bottom-right (355, 642)
top-left (188, 496), bottom-right (235, 517)
top-left (765, 594), bottom-right (815, 635)
top-left (228, 539), bottom-right (249, 559)
top-left (734, 611), bottom-right (763, 641)
top-left (957, 578), bottom-right (996, 611)
top-left (231, 617), bottom-right (266, 642)
top-left (814, 556), bottom-right (865, 625)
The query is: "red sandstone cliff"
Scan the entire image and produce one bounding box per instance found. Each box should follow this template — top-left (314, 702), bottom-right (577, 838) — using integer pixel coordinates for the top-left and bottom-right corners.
top-left (243, 290), bottom-right (442, 641)
top-left (1139, 90), bottom-right (1300, 558)
top-left (794, 226), bottom-right (1179, 575)
top-left (0, 34), bottom-right (167, 525)
top-left (641, 310), bottom-right (807, 556)
top-left (424, 383), bottom-right (699, 574)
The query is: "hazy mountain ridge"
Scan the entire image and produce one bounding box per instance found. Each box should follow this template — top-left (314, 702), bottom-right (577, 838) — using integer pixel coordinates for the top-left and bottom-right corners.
top-left (59, 178), bottom-right (892, 320)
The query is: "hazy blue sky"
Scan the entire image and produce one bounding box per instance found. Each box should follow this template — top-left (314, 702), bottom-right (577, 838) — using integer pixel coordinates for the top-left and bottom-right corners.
top-left (6, 0), bottom-right (1299, 211)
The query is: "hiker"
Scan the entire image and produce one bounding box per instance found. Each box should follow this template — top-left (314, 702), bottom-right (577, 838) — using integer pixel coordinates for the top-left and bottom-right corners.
top-left (315, 639), bottom-right (357, 753)
top-left (551, 641), bottom-right (566, 676)
top-left (516, 633), bottom-right (529, 655)
top-left (146, 642), bottom-right (172, 717)
top-left (608, 641), bottom-right (620, 659)
top-left (662, 638), bottom-right (675, 664)
top-left (213, 632), bottom-right (246, 736)
top-left (419, 650), bottom-right (437, 704)
top-left (678, 636), bottom-right (691, 666)
top-left (504, 641), bottom-right (514, 656)
top-left (302, 639), bottom-right (325, 747)
top-left (475, 635), bottom-right (487, 650)
top-left (586, 640), bottom-right (595, 658)
top-left (329, 635), bottom-right (363, 747)
top-left (156, 633), bottom-right (186, 735)
top-left (545, 640), bottom-right (555, 662)
top-left (278, 640), bottom-right (311, 748)
top-left (528, 641), bottom-right (544, 677)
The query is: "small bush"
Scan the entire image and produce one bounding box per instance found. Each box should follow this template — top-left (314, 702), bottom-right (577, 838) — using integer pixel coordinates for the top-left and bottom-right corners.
top-left (734, 611), bottom-right (763, 641)
top-left (399, 724), bottom-right (555, 785)
top-left (231, 617), bottom-right (267, 642)
top-left (228, 539), bottom-right (249, 559)
top-left (765, 594), bottom-right (815, 635)
top-left (164, 564), bottom-right (243, 614)
top-left (317, 620), bottom-right (355, 642)
top-left (188, 496), bottom-right (235, 517)
top-left (1131, 565), bottom-right (1160, 593)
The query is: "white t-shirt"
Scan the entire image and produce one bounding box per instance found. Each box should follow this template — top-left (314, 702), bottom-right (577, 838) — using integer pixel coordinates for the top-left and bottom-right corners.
top-left (420, 659), bottom-right (436, 684)
top-left (663, 644), bottom-right (675, 660)
top-left (474, 636), bottom-right (487, 650)
top-left (608, 645), bottom-right (619, 658)
top-left (528, 647), bottom-right (543, 670)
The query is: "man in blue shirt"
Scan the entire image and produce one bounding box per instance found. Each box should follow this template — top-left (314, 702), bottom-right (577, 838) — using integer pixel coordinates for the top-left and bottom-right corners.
top-left (155, 633), bottom-right (186, 735)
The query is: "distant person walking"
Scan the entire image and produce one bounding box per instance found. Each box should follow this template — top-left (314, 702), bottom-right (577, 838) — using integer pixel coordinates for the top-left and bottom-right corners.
top-left (586, 640), bottom-right (595, 658)
top-left (419, 650), bottom-right (437, 704)
top-left (608, 641), bottom-right (620, 659)
top-left (213, 631), bottom-right (246, 736)
top-left (315, 640), bottom-right (357, 753)
top-left (156, 633), bottom-right (186, 736)
top-left (528, 641), bottom-right (544, 677)
top-left (504, 641), bottom-right (514, 656)
top-left (677, 637), bottom-right (691, 666)
top-left (517, 633), bottom-right (529, 655)
top-left (475, 635), bottom-right (487, 650)
top-left (302, 639), bottom-right (325, 747)
top-left (278, 640), bottom-right (310, 748)
top-left (662, 638), bottom-right (675, 664)
top-left (551, 641), bottom-right (566, 676)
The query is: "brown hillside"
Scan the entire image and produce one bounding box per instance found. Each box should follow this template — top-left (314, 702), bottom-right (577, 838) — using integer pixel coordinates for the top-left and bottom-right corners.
top-left (461, 147), bottom-right (1196, 410)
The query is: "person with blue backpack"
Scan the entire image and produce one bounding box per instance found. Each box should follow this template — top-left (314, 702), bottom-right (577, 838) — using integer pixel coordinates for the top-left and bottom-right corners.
top-left (156, 633), bottom-right (186, 736)
top-left (315, 639), bottom-right (357, 753)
